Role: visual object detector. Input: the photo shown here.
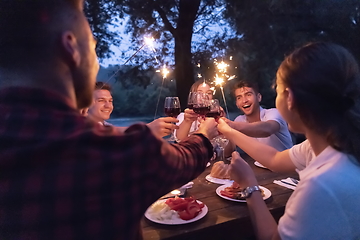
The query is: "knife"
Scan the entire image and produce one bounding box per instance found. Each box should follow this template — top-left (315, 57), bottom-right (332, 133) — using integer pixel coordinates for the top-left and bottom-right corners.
top-left (280, 180), bottom-right (297, 187)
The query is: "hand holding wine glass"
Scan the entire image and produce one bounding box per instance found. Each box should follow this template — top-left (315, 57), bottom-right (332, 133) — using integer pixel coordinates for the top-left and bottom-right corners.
top-left (205, 99), bottom-right (221, 119)
top-left (164, 97), bottom-right (181, 142)
top-left (192, 92), bottom-right (210, 118)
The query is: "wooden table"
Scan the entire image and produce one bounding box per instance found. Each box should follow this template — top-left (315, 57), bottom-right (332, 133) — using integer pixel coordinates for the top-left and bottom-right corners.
top-left (141, 154), bottom-right (298, 240)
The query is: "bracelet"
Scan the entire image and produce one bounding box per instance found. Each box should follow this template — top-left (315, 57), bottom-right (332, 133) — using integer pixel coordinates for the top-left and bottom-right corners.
top-left (241, 185), bottom-right (261, 199)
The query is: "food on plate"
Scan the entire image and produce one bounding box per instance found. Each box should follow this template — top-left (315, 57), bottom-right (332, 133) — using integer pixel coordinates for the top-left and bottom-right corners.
top-left (146, 200), bottom-right (178, 221)
top-left (210, 161), bottom-right (231, 179)
top-left (165, 197), bottom-right (204, 220)
top-left (147, 197), bottom-right (205, 221)
top-left (220, 182), bottom-right (265, 200)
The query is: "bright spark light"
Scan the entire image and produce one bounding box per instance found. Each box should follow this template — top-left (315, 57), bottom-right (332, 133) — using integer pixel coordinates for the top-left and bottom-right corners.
top-left (162, 64), bottom-right (169, 79)
top-left (198, 73), bottom-right (202, 78)
top-left (230, 56), bottom-right (233, 61)
top-left (216, 61), bottom-right (229, 73)
top-left (214, 74), bottom-right (224, 86)
top-left (144, 37), bottom-right (155, 51)
top-left (197, 63), bottom-right (201, 68)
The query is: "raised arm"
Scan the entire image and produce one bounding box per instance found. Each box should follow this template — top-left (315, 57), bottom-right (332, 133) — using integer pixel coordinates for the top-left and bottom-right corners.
top-left (229, 152), bottom-right (281, 240)
top-left (218, 118), bottom-right (295, 172)
top-left (175, 109), bottom-right (198, 141)
top-left (225, 119), bottom-right (280, 138)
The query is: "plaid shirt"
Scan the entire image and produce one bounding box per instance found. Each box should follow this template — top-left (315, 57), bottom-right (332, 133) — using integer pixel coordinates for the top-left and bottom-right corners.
top-left (0, 87), bottom-right (213, 240)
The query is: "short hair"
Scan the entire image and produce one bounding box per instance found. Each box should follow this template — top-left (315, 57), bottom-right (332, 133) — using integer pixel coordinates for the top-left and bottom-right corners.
top-left (95, 81), bottom-right (112, 92)
top-left (233, 80), bottom-right (260, 95)
top-left (0, 0), bottom-right (83, 69)
top-left (278, 42), bottom-right (360, 161)
top-left (189, 80), bottom-right (213, 93)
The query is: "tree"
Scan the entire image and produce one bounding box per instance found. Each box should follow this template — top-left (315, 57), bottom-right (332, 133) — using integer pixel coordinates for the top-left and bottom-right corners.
top-left (85, 0), bottom-right (122, 59)
top-left (222, 0), bottom-right (360, 107)
top-left (85, 0), bottom-right (227, 108)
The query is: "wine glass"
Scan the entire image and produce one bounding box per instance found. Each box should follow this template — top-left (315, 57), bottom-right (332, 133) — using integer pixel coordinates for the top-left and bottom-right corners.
top-left (205, 99), bottom-right (221, 119)
top-left (213, 135), bottom-right (230, 163)
top-left (164, 97), bottom-right (181, 142)
top-left (192, 92), bottom-right (210, 118)
top-left (187, 92), bottom-right (196, 109)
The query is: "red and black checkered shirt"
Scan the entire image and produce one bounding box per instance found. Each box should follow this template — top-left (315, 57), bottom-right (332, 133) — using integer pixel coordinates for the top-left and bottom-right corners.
top-left (0, 87), bottom-right (213, 240)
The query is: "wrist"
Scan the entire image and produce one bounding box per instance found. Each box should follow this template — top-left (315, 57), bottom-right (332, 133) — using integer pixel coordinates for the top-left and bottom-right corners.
top-left (241, 185), bottom-right (261, 199)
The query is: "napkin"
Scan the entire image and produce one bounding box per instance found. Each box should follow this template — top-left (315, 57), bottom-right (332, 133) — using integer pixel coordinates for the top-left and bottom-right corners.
top-left (273, 177), bottom-right (297, 190)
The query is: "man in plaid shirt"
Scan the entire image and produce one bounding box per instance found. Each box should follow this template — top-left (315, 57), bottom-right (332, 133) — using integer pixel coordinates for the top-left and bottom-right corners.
top-left (0, 0), bottom-right (218, 239)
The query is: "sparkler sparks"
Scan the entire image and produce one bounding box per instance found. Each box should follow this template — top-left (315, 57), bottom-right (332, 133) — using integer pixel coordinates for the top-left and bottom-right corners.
top-left (161, 64), bottom-right (169, 79)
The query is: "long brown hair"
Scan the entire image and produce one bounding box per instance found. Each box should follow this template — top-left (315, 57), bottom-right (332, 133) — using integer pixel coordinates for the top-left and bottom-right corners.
top-left (278, 42), bottom-right (360, 162)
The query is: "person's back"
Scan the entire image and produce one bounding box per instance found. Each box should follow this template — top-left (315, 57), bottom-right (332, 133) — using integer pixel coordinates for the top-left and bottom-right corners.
top-left (0, 89), bottom-right (213, 239)
top-left (280, 144), bottom-right (360, 239)
top-left (0, 1), bottom-right (217, 239)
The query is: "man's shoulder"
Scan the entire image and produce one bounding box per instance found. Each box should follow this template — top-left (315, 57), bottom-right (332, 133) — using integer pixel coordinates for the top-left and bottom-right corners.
top-left (234, 114), bottom-right (246, 122)
top-left (261, 108), bottom-right (283, 121)
top-left (262, 107), bottom-right (280, 114)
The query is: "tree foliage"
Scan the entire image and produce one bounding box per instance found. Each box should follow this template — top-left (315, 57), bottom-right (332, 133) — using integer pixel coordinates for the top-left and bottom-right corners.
top-left (222, 0), bottom-right (360, 107)
top-left (87, 0), bottom-right (360, 117)
top-left (86, 0), bottom-right (229, 109)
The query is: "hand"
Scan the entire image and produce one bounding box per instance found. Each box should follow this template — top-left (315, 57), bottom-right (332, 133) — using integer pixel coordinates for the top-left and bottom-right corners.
top-left (217, 118), bottom-right (233, 136)
top-left (229, 151), bottom-right (258, 188)
top-left (196, 117), bottom-right (218, 140)
top-left (183, 108), bottom-right (198, 123)
top-left (147, 117), bottom-right (179, 138)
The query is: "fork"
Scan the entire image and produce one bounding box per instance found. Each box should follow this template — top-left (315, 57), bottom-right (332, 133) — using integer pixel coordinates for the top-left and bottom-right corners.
top-left (290, 178), bottom-right (299, 185)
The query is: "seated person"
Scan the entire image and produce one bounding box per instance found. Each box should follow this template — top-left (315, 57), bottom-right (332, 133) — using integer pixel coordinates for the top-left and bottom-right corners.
top-left (225, 80), bottom-right (293, 153)
top-left (88, 81), bottom-right (179, 138)
top-left (175, 80), bottom-right (234, 157)
top-left (218, 42), bottom-right (360, 239)
top-left (0, 1), bottom-right (219, 239)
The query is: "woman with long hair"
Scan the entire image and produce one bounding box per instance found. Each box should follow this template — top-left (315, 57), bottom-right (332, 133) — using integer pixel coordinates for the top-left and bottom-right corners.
top-left (218, 42), bottom-right (360, 239)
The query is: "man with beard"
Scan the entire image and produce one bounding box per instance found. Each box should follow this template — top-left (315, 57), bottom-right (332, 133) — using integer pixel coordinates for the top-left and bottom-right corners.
top-left (224, 80), bottom-right (293, 152)
top-left (0, 1), bottom-right (218, 239)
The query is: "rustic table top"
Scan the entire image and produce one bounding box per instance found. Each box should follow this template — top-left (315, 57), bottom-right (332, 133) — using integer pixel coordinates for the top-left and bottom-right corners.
top-left (141, 154), bottom-right (298, 240)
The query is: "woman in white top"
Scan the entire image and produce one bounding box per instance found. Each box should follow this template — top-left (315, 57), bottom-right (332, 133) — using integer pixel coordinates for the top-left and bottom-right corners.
top-left (218, 42), bottom-right (360, 239)
top-left (175, 80), bottom-right (214, 141)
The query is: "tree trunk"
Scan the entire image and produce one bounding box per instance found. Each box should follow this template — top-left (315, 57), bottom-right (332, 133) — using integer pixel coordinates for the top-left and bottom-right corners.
top-left (174, 0), bottom-right (201, 110)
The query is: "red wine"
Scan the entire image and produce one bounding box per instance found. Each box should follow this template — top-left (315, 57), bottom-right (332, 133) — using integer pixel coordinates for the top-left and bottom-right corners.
top-left (205, 111), bottom-right (221, 118)
top-left (164, 107), bottom-right (181, 117)
top-left (187, 104), bottom-right (194, 109)
top-left (193, 106), bottom-right (210, 115)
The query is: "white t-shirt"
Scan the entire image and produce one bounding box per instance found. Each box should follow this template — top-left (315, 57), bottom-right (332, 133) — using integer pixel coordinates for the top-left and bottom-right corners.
top-left (279, 141), bottom-right (360, 239)
top-left (234, 107), bottom-right (293, 151)
top-left (175, 112), bottom-right (200, 137)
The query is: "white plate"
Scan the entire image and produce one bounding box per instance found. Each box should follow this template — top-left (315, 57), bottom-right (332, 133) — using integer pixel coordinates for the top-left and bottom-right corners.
top-left (254, 161), bottom-right (268, 169)
top-left (144, 199), bottom-right (208, 225)
top-left (205, 174), bottom-right (234, 185)
top-left (216, 184), bottom-right (271, 202)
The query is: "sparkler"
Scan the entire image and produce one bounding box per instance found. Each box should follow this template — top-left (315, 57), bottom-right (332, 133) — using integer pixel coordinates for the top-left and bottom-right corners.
top-left (105, 36), bottom-right (157, 84)
top-left (154, 64), bottom-right (170, 119)
top-left (212, 58), bottom-right (236, 117)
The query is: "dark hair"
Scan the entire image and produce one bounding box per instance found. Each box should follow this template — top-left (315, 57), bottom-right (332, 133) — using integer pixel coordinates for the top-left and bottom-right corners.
top-left (233, 80), bottom-right (260, 96)
top-left (0, 0), bottom-right (82, 69)
top-left (189, 80), bottom-right (213, 93)
top-left (278, 42), bottom-right (360, 161)
top-left (95, 81), bottom-right (112, 91)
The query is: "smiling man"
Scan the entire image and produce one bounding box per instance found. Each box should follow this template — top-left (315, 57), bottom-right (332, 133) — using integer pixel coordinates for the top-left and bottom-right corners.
top-left (224, 80), bottom-right (293, 151)
top-left (88, 81), bottom-right (114, 125)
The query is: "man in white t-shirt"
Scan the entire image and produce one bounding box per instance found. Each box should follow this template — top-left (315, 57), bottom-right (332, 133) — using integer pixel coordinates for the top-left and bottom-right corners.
top-left (225, 80), bottom-right (293, 151)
